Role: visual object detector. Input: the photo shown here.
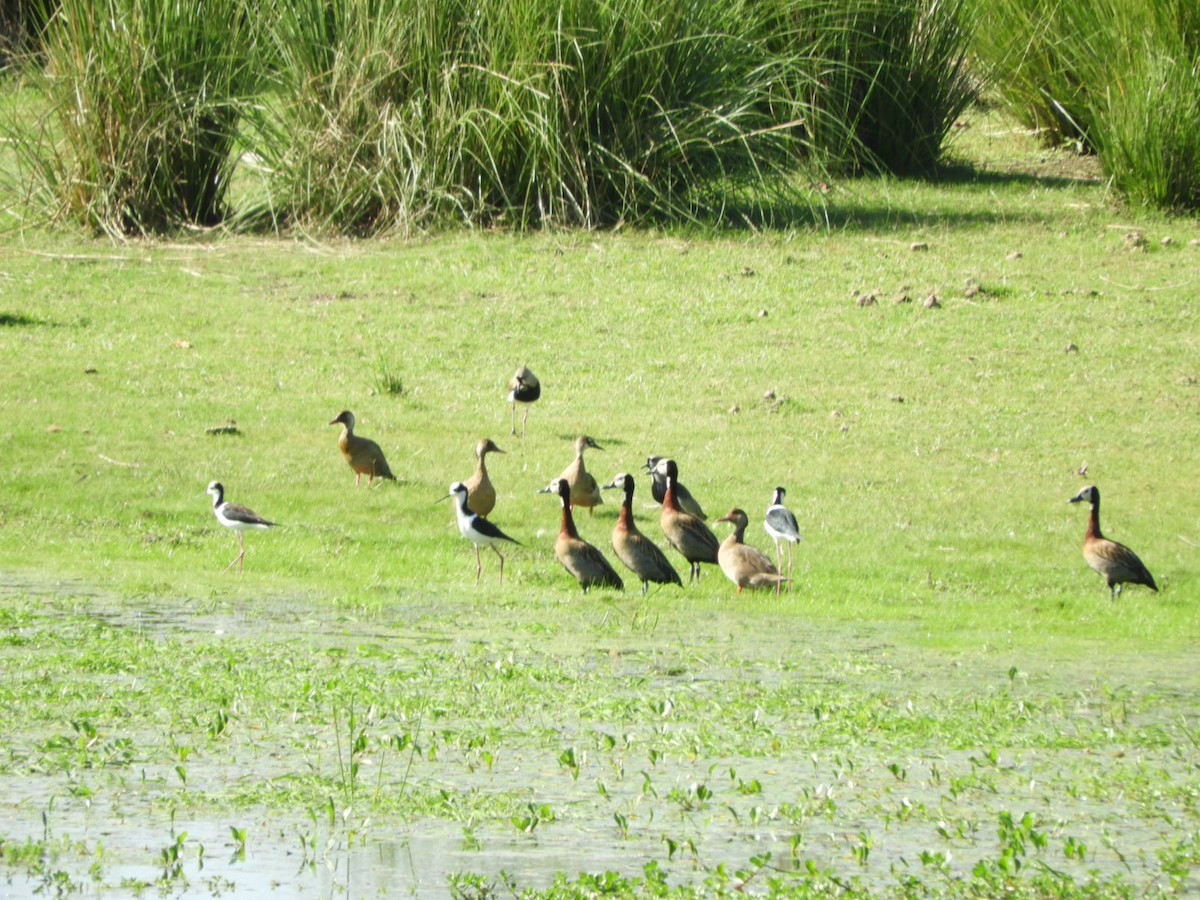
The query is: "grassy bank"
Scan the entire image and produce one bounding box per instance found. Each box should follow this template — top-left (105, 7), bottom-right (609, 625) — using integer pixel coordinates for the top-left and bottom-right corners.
top-left (1, 115), bottom-right (1199, 895)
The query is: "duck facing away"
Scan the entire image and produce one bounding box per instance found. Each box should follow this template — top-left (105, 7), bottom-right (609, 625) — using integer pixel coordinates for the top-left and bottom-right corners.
top-left (1068, 485), bottom-right (1157, 599)
top-left (654, 458), bottom-right (719, 583)
top-left (715, 508), bottom-right (787, 593)
top-left (206, 481), bottom-right (276, 574)
top-left (543, 477), bottom-right (623, 592)
top-left (764, 486), bottom-right (802, 593)
top-left (507, 365), bottom-right (541, 438)
top-left (329, 410), bottom-right (395, 485)
top-left (602, 473), bottom-right (682, 594)
top-left (463, 438), bottom-right (505, 517)
top-left (545, 435), bottom-right (604, 515)
top-left (643, 455), bottom-right (707, 520)
top-left (444, 481), bottom-right (520, 584)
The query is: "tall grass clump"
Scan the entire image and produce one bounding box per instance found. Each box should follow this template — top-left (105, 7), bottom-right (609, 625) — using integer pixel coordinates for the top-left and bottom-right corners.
top-left (788, 0), bottom-right (977, 175)
top-left (3, 0), bottom-right (259, 235)
top-left (971, 0), bottom-right (1200, 211)
top-left (256, 0), bottom-right (821, 234)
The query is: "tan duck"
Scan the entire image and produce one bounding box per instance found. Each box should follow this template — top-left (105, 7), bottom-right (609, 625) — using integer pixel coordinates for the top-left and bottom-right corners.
top-left (329, 410), bottom-right (395, 485)
top-left (655, 458), bottom-right (719, 583)
top-left (463, 438), bottom-right (505, 517)
top-left (714, 508), bottom-right (788, 593)
top-left (1068, 485), bottom-right (1157, 599)
top-left (602, 473), bottom-right (682, 594)
top-left (507, 364), bottom-right (541, 438)
top-left (543, 478), bottom-right (623, 592)
top-left (551, 435), bottom-right (604, 515)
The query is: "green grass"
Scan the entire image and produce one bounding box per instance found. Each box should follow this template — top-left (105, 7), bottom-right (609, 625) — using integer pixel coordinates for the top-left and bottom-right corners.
top-left (1, 112), bottom-right (1199, 895)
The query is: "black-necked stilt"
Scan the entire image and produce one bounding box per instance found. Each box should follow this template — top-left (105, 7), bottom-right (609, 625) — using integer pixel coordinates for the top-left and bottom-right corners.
top-left (206, 481), bottom-right (276, 574)
top-left (463, 438), bottom-right (505, 517)
top-left (1068, 485), bottom-right (1158, 599)
top-left (507, 365), bottom-right (541, 438)
top-left (643, 455), bottom-right (707, 520)
top-left (542, 478), bottom-right (623, 592)
top-left (444, 481), bottom-right (519, 584)
top-left (764, 486), bottom-right (802, 593)
top-left (545, 435), bottom-right (603, 515)
top-left (329, 410), bottom-right (395, 485)
top-left (601, 473), bottom-right (681, 594)
top-left (715, 508), bottom-right (788, 593)
top-left (654, 458), bottom-right (718, 583)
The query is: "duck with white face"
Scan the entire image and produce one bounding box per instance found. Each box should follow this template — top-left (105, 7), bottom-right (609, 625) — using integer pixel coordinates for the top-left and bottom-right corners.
top-left (1067, 484), bottom-right (1157, 599)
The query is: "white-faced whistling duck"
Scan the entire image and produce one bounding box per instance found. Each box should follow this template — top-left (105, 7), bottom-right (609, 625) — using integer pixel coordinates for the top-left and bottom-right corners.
top-left (464, 438), bottom-right (505, 517)
top-left (1068, 485), bottom-right (1158, 599)
top-left (507, 365), bottom-right (541, 438)
top-left (329, 410), bottom-right (395, 485)
top-left (715, 508), bottom-right (788, 593)
top-left (444, 482), bottom-right (520, 584)
top-left (764, 486), bottom-right (803, 594)
top-left (549, 435), bottom-right (604, 515)
top-left (601, 473), bottom-right (682, 594)
top-left (643, 454), bottom-right (707, 520)
top-left (543, 477), bottom-right (623, 592)
top-left (206, 481), bottom-right (276, 574)
top-left (654, 458), bottom-right (719, 583)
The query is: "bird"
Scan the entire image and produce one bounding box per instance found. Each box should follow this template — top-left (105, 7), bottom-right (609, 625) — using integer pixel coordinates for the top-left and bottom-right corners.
top-left (443, 481), bottom-right (520, 584)
top-left (601, 473), bottom-right (682, 594)
top-left (463, 437), bottom-right (505, 517)
top-left (542, 478), bottom-right (623, 592)
top-left (643, 455), bottom-right (707, 520)
top-left (714, 508), bottom-right (788, 593)
top-left (544, 435), bottom-right (603, 515)
top-left (206, 481), bottom-right (276, 574)
top-left (764, 486), bottom-right (802, 593)
top-left (1068, 484), bottom-right (1157, 599)
top-left (507, 365), bottom-right (541, 438)
top-left (654, 458), bottom-right (719, 583)
top-left (329, 410), bottom-right (395, 485)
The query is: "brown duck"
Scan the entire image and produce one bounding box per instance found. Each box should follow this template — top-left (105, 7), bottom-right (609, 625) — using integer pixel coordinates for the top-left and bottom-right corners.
top-left (1068, 485), bottom-right (1157, 599)
top-left (543, 478), bottom-right (623, 592)
top-left (552, 435), bottom-right (604, 515)
top-left (329, 410), bottom-right (395, 485)
top-left (602, 473), bottom-right (682, 594)
top-left (714, 508), bottom-right (788, 593)
top-left (655, 458), bottom-right (718, 583)
top-left (463, 438), bottom-right (504, 517)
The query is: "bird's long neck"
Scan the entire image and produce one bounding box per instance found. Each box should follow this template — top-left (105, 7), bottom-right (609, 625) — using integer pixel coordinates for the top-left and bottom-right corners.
top-left (476, 455), bottom-right (489, 478)
top-left (1087, 499), bottom-right (1103, 540)
top-left (211, 487), bottom-right (224, 509)
top-left (617, 482), bottom-right (636, 532)
top-left (455, 492), bottom-right (475, 522)
top-left (731, 520), bottom-right (746, 543)
top-left (663, 477), bottom-right (680, 513)
top-left (560, 502), bottom-right (580, 540)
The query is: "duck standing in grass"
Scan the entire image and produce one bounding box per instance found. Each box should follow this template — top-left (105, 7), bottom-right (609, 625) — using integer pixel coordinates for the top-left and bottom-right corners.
top-left (329, 410), bottom-right (395, 485)
top-left (643, 454), bottom-right (707, 520)
top-left (715, 508), bottom-right (788, 593)
top-left (549, 435), bottom-right (604, 515)
top-left (206, 481), bottom-right (276, 574)
top-left (463, 438), bottom-right (505, 517)
top-left (1068, 484), bottom-right (1157, 599)
top-left (543, 478), bottom-right (623, 592)
top-left (654, 458), bottom-right (719, 582)
top-left (602, 473), bottom-right (682, 594)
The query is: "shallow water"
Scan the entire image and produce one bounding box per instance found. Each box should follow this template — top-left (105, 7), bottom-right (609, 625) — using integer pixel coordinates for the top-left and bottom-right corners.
top-left (1, 576), bottom-right (1198, 897)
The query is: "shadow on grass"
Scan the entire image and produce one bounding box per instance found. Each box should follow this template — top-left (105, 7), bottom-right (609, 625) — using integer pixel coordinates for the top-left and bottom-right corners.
top-left (715, 161), bottom-right (1105, 233)
top-left (0, 311), bottom-right (49, 327)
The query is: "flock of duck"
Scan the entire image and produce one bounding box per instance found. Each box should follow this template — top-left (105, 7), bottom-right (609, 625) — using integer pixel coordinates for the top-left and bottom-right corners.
top-left (206, 366), bottom-right (1159, 601)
